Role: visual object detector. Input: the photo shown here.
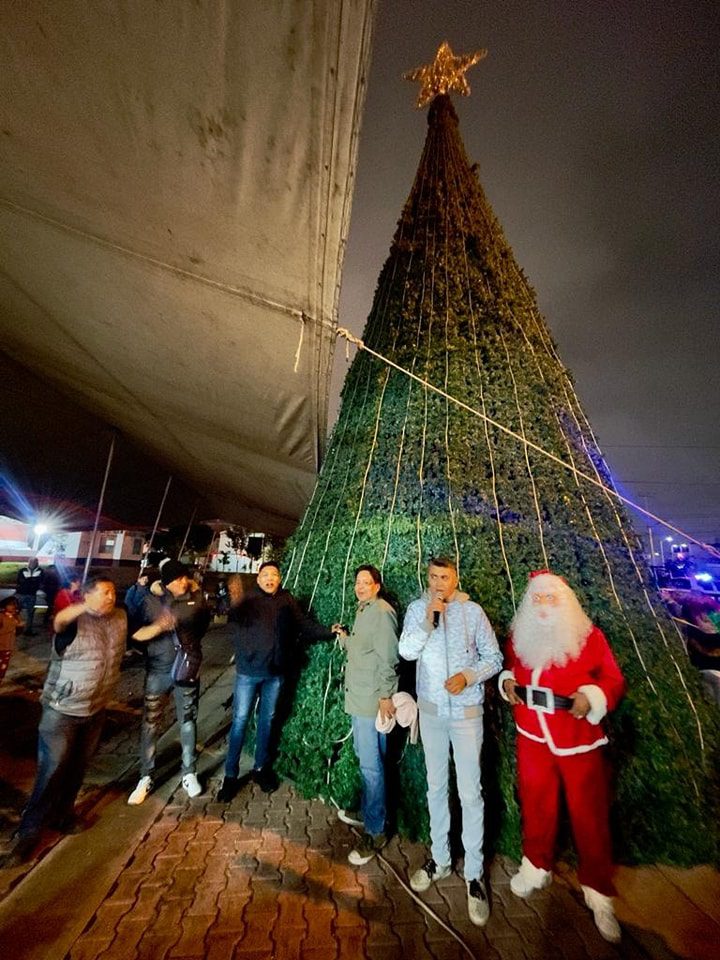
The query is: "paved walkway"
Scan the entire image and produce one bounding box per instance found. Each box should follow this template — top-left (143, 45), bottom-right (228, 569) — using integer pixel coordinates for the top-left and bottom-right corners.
top-left (0, 626), bottom-right (718, 959)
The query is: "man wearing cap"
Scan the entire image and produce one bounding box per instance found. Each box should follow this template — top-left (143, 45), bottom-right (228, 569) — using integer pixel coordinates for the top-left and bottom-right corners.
top-left (399, 556), bottom-right (502, 927)
top-left (127, 559), bottom-right (210, 804)
top-left (499, 571), bottom-right (625, 943)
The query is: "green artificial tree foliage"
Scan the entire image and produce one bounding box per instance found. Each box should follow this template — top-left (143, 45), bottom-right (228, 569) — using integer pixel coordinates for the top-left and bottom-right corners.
top-left (276, 94), bottom-right (719, 865)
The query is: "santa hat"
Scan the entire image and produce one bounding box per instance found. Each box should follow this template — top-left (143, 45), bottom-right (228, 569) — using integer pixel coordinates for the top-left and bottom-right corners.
top-left (529, 569), bottom-right (567, 584)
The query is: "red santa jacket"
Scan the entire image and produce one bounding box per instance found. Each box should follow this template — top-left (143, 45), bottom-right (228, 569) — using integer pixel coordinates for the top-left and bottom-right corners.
top-left (500, 626), bottom-right (625, 756)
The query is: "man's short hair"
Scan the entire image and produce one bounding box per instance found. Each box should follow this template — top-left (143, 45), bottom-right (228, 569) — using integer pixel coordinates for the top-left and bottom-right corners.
top-left (258, 561), bottom-right (281, 575)
top-left (82, 576), bottom-right (115, 595)
top-left (428, 556), bottom-right (457, 572)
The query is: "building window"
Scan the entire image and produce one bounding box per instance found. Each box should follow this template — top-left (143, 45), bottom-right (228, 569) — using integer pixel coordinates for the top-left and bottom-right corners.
top-left (101, 537), bottom-right (116, 553)
top-left (133, 537), bottom-right (144, 555)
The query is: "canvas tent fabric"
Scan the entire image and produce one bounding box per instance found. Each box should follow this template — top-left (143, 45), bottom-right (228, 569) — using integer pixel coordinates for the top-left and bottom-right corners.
top-left (0, 0), bottom-right (374, 534)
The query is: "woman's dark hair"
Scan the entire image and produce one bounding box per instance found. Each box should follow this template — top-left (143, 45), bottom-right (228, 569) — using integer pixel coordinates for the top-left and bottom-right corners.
top-left (258, 561), bottom-right (281, 575)
top-left (354, 564), bottom-right (382, 587)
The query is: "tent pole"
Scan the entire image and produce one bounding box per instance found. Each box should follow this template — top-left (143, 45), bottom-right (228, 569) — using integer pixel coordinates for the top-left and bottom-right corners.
top-left (177, 503), bottom-right (198, 560)
top-left (145, 476), bottom-right (173, 557)
top-left (82, 432), bottom-right (117, 585)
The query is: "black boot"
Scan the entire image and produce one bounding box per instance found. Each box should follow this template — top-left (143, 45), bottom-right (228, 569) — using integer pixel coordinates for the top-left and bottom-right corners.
top-left (217, 776), bottom-right (240, 803)
top-left (253, 767), bottom-right (279, 794)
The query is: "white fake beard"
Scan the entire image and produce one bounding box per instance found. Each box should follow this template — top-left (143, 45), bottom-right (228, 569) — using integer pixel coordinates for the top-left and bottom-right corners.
top-left (511, 581), bottom-right (592, 672)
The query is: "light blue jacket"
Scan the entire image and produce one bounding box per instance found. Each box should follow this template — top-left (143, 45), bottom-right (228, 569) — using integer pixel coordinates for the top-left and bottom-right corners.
top-left (399, 590), bottom-right (502, 719)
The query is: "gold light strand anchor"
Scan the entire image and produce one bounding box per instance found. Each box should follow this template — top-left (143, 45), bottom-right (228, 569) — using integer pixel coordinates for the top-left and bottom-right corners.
top-left (404, 41), bottom-right (487, 108)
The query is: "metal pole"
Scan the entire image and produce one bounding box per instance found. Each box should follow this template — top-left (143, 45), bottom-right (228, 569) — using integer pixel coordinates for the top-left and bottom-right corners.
top-left (648, 526), bottom-right (656, 562)
top-left (145, 476), bottom-right (173, 557)
top-left (177, 503), bottom-right (198, 560)
top-left (82, 432), bottom-right (117, 585)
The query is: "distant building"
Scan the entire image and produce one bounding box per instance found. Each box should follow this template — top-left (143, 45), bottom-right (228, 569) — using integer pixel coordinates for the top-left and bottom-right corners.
top-left (207, 531), bottom-right (267, 574)
top-left (0, 515), bottom-right (146, 566)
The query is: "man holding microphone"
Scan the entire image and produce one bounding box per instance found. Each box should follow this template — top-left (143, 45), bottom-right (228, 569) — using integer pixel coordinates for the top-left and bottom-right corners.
top-left (399, 557), bottom-right (502, 926)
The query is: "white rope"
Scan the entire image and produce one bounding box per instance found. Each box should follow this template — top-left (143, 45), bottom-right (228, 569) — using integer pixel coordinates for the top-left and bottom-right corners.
top-left (441, 139), bottom-right (462, 578)
top-left (340, 369), bottom-right (391, 621)
top-left (488, 264), bottom-right (704, 765)
top-left (293, 316), bottom-right (305, 373)
top-left (334, 327), bottom-right (720, 560)
top-left (327, 798), bottom-right (479, 959)
top-left (499, 328), bottom-right (549, 569)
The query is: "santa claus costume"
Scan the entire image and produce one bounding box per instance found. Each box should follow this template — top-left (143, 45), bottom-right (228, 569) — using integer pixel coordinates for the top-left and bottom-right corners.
top-left (499, 571), bottom-right (625, 943)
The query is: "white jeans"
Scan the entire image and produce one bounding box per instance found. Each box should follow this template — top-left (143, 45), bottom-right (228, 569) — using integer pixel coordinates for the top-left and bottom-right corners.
top-left (419, 710), bottom-right (485, 881)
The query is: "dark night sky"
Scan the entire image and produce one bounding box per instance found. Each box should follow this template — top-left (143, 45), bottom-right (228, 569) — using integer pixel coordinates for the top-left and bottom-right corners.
top-left (333, 0), bottom-right (720, 556)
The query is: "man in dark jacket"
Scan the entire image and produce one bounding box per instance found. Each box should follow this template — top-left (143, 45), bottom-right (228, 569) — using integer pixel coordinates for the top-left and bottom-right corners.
top-left (127, 560), bottom-right (211, 805)
top-left (15, 556), bottom-right (44, 635)
top-left (217, 561), bottom-right (331, 799)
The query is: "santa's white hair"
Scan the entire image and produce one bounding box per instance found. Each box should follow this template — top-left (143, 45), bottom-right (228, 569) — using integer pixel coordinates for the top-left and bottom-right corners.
top-left (511, 572), bottom-right (592, 671)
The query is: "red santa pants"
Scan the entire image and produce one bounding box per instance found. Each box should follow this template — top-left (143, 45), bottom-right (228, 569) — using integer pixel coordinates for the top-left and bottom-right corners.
top-left (517, 734), bottom-right (615, 896)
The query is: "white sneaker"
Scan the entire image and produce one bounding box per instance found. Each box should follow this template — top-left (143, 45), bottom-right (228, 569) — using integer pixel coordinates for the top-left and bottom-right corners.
top-left (181, 773), bottom-right (202, 798)
top-left (467, 878), bottom-right (490, 927)
top-left (510, 856), bottom-right (552, 898)
top-left (582, 886), bottom-right (621, 943)
top-left (409, 858), bottom-right (452, 892)
top-left (127, 775), bottom-right (153, 806)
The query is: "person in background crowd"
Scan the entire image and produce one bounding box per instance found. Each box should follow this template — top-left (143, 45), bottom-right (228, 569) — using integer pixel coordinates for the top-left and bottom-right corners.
top-left (127, 560), bottom-right (211, 805)
top-left (399, 556), bottom-right (502, 927)
top-left (42, 564), bottom-right (61, 627)
top-left (216, 561), bottom-right (332, 800)
top-left (333, 565), bottom-right (399, 866)
top-left (0, 577), bottom-right (127, 867)
top-left (681, 593), bottom-right (720, 705)
top-left (0, 596), bottom-right (22, 682)
top-left (15, 556), bottom-right (44, 636)
top-left (500, 571), bottom-right (625, 943)
top-left (123, 568), bottom-right (156, 633)
top-left (53, 574), bottom-right (83, 616)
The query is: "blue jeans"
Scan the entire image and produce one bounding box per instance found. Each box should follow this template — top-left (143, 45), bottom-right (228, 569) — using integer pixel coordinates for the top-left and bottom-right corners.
top-left (419, 710), bottom-right (485, 881)
top-left (140, 653), bottom-right (198, 776)
top-left (20, 705), bottom-right (105, 837)
top-left (351, 714), bottom-right (387, 837)
top-left (224, 674), bottom-right (282, 777)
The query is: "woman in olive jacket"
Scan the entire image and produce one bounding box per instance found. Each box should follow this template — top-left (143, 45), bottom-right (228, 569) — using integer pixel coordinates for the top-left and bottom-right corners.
top-left (334, 564), bottom-right (399, 866)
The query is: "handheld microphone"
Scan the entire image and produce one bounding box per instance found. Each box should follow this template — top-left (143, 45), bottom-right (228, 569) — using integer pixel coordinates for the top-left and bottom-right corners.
top-left (432, 595), bottom-right (446, 629)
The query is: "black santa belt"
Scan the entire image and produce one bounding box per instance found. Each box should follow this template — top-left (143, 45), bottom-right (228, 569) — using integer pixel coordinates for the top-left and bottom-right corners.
top-left (515, 685), bottom-right (574, 714)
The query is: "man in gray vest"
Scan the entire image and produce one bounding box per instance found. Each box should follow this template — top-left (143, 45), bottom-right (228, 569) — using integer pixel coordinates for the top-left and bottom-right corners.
top-left (1, 576), bottom-right (127, 866)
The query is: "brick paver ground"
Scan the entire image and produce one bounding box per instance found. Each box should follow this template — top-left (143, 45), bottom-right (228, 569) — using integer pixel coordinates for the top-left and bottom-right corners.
top-left (1, 623), bottom-right (718, 959)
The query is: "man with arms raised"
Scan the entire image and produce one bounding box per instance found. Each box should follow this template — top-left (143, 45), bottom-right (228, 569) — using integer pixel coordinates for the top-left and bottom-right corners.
top-left (399, 557), bottom-right (502, 927)
top-left (2, 577), bottom-right (126, 866)
top-left (500, 570), bottom-right (625, 943)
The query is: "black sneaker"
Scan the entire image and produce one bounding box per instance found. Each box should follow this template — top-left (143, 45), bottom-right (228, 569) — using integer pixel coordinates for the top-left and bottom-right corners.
top-left (217, 776), bottom-right (240, 803)
top-left (54, 814), bottom-right (90, 835)
top-left (253, 767), bottom-right (279, 793)
top-left (0, 833), bottom-right (38, 868)
top-left (348, 832), bottom-right (387, 866)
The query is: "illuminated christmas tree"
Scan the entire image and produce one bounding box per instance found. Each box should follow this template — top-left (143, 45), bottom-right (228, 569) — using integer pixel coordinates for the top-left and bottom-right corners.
top-left (277, 44), bottom-right (719, 864)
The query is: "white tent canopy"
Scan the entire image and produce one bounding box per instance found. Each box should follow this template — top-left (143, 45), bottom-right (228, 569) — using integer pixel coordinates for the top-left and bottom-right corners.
top-left (0, 0), bottom-right (374, 534)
